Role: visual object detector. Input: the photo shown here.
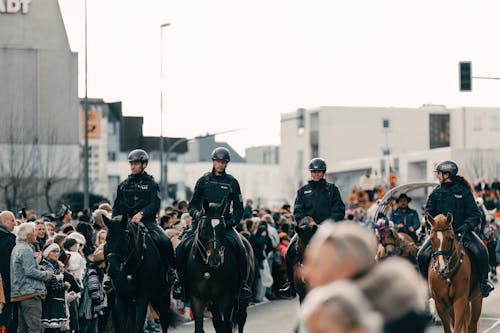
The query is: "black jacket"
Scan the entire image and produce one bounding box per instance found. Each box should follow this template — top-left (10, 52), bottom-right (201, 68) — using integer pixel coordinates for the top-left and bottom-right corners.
top-left (425, 178), bottom-right (481, 233)
top-left (0, 224), bottom-right (16, 300)
top-left (293, 179), bottom-right (346, 223)
top-left (188, 170), bottom-right (244, 227)
top-left (112, 172), bottom-right (160, 223)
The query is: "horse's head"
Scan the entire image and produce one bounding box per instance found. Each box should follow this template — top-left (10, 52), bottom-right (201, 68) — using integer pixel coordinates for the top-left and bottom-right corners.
top-left (378, 227), bottom-right (401, 257)
top-left (295, 218), bottom-right (318, 250)
top-left (197, 198), bottom-right (228, 269)
top-left (103, 214), bottom-right (135, 275)
top-left (426, 212), bottom-right (458, 276)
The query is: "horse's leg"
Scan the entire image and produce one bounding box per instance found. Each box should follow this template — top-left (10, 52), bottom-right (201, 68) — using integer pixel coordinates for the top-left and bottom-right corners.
top-left (452, 295), bottom-right (469, 333)
top-left (434, 300), bottom-right (453, 333)
top-left (133, 298), bottom-right (148, 333)
top-left (221, 303), bottom-right (234, 333)
top-left (208, 303), bottom-right (223, 332)
top-left (191, 297), bottom-right (206, 333)
top-left (235, 300), bottom-right (248, 333)
top-left (151, 291), bottom-right (174, 333)
top-left (468, 292), bottom-right (483, 333)
top-left (114, 295), bottom-right (131, 333)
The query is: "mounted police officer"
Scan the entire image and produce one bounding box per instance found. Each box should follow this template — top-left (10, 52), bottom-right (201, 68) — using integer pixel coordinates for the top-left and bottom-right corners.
top-left (417, 160), bottom-right (494, 297)
top-left (112, 149), bottom-right (176, 284)
top-left (280, 157), bottom-right (346, 296)
top-left (172, 147), bottom-right (252, 301)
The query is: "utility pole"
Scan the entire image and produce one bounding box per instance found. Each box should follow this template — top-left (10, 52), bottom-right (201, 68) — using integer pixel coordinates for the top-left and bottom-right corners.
top-left (83, 0), bottom-right (89, 210)
top-left (159, 23), bottom-right (170, 205)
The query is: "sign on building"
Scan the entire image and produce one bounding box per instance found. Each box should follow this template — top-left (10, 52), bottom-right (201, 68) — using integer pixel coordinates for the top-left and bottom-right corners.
top-left (81, 109), bottom-right (101, 140)
top-left (0, 0), bottom-right (32, 14)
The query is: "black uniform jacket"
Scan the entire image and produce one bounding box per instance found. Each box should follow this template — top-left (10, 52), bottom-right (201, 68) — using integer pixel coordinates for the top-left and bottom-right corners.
top-left (425, 178), bottom-right (481, 233)
top-left (112, 172), bottom-right (160, 223)
top-left (188, 170), bottom-right (244, 227)
top-left (293, 179), bottom-right (346, 224)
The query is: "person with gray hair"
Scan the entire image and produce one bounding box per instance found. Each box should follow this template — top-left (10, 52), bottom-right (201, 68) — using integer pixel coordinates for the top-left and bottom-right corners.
top-left (10, 222), bottom-right (56, 333)
top-left (357, 257), bottom-right (429, 333)
top-left (300, 280), bottom-right (383, 333)
top-left (302, 221), bottom-right (377, 289)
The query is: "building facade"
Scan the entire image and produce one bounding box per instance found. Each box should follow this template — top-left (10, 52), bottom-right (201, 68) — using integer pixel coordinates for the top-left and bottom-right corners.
top-left (0, 0), bottom-right (80, 212)
top-left (280, 105), bottom-right (500, 203)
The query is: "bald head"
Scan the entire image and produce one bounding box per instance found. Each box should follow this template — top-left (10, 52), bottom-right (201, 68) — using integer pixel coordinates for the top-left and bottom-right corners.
top-left (0, 211), bottom-right (16, 231)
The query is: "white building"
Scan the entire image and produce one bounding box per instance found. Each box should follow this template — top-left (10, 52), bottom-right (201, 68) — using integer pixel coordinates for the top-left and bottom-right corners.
top-left (280, 105), bottom-right (500, 203)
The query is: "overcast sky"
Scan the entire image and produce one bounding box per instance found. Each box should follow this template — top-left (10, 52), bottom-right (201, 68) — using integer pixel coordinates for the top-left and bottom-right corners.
top-left (59, 0), bottom-right (500, 155)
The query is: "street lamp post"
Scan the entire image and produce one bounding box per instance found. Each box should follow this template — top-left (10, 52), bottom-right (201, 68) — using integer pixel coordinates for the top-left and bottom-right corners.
top-left (159, 22), bottom-right (170, 204)
top-left (83, 0), bottom-right (89, 210)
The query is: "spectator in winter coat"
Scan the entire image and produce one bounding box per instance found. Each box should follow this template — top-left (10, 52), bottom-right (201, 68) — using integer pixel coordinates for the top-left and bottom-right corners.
top-left (10, 222), bottom-right (55, 333)
top-left (79, 245), bottom-right (106, 333)
top-left (40, 243), bottom-right (70, 332)
top-left (0, 211), bottom-right (17, 332)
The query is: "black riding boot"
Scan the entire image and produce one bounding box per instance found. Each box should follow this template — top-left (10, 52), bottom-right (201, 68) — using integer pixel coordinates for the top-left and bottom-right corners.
top-left (279, 234), bottom-right (297, 296)
top-left (416, 237), bottom-right (432, 279)
top-left (144, 222), bottom-right (177, 285)
top-left (173, 229), bottom-right (195, 300)
top-left (466, 232), bottom-right (495, 297)
top-left (226, 228), bottom-right (252, 301)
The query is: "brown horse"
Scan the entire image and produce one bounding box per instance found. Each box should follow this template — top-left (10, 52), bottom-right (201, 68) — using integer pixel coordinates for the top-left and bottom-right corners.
top-left (376, 225), bottom-right (418, 264)
top-left (426, 212), bottom-right (482, 333)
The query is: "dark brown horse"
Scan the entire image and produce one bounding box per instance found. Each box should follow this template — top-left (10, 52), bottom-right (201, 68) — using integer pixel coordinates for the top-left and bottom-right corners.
top-left (376, 225), bottom-right (418, 264)
top-left (292, 218), bottom-right (318, 303)
top-left (185, 199), bottom-right (254, 333)
top-left (426, 212), bottom-right (482, 333)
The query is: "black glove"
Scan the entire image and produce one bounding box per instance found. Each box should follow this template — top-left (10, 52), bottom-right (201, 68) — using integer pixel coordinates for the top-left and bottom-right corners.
top-left (460, 224), bottom-right (472, 233)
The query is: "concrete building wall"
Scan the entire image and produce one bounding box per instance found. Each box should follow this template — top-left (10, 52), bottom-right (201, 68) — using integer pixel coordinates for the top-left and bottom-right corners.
top-left (0, 0), bottom-right (80, 211)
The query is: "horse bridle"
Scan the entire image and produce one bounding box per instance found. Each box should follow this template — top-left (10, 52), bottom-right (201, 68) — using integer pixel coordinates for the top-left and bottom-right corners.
top-left (194, 217), bottom-right (226, 265)
top-left (379, 228), bottom-right (402, 256)
top-left (107, 222), bottom-right (147, 280)
top-left (430, 226), bottom-right (465, 281)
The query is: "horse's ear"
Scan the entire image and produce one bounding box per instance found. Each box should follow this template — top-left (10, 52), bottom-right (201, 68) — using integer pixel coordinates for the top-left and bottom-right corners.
top-left (425, 212), bottom-right (434, 226)
top-left (203, 199), bottom-right (210, 213)
top-left (102, 214), bottom-right (112, 228)
top-left (446, 212), bottom-right (453, 225)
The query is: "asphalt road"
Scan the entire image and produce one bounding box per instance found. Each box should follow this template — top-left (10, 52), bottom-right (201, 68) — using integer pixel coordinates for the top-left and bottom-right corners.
top-left (168, 286), bottom-right (500, 333)
top-left (169, 298), bottom-right (300, 333)
top-left (426, 287), bottom-right (500, 333)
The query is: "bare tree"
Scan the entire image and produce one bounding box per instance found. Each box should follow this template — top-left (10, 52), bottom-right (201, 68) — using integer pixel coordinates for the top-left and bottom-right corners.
top-left (461, 149), bottom-right (498, 184)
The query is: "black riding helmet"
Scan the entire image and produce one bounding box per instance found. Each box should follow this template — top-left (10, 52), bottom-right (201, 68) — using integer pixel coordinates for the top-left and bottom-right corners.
top-left (434, 160), bottom-right (458, 177)
top-left (128, 149), bottom-right (149, 163)
top-left (211, 147), bottom-right (231, 162)
top-left (308, 158), bottom-right (327, 172)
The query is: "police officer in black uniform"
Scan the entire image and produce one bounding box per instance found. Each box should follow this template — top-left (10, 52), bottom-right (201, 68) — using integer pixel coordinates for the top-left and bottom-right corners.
top-left (112, 149), bottom-right (176, 284)
top-left (417, 160), bottom-right (494, 297)
top-left (280, 157), bottom-right (346, 295)
top-left (172, 147), bottom-right (252, 301)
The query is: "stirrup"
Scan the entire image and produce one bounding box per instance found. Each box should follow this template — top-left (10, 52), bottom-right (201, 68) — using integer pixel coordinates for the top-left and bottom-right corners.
top-left (172, 280), bottom-right (184, 300)
top-left (239, 284), bottom-right (252, 301)
top-left (481, 279), bottom-right (494, 298)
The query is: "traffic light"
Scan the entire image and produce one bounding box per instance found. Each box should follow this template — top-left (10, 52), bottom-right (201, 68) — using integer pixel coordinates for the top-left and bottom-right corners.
top-left (459, 62), bottom-right (472, 91)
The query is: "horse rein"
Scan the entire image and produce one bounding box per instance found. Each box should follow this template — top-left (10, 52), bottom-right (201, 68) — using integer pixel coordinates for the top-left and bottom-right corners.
top-left (107, 222), bottom-right (147, 280)
top-left (194, 217), bottom-right (226, 265)
top-left (430, 226), bottom-right (465, 281)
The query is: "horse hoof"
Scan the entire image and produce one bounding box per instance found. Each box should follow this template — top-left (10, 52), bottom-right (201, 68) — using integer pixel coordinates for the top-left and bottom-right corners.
top-left (204, 272), bottom-right (211, 279)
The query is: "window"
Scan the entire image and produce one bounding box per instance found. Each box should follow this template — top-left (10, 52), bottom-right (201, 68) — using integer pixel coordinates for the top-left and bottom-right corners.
top-left (429, 114), bottom-right (450, 149)
top-left (489, 115), bottom-right (499, 131)
top-left (473, 114), bottom-right (482, 131)
top-left (108, 151), bottom-right (116, 161)
top-left (382, 118), bottom-right (390, 129)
